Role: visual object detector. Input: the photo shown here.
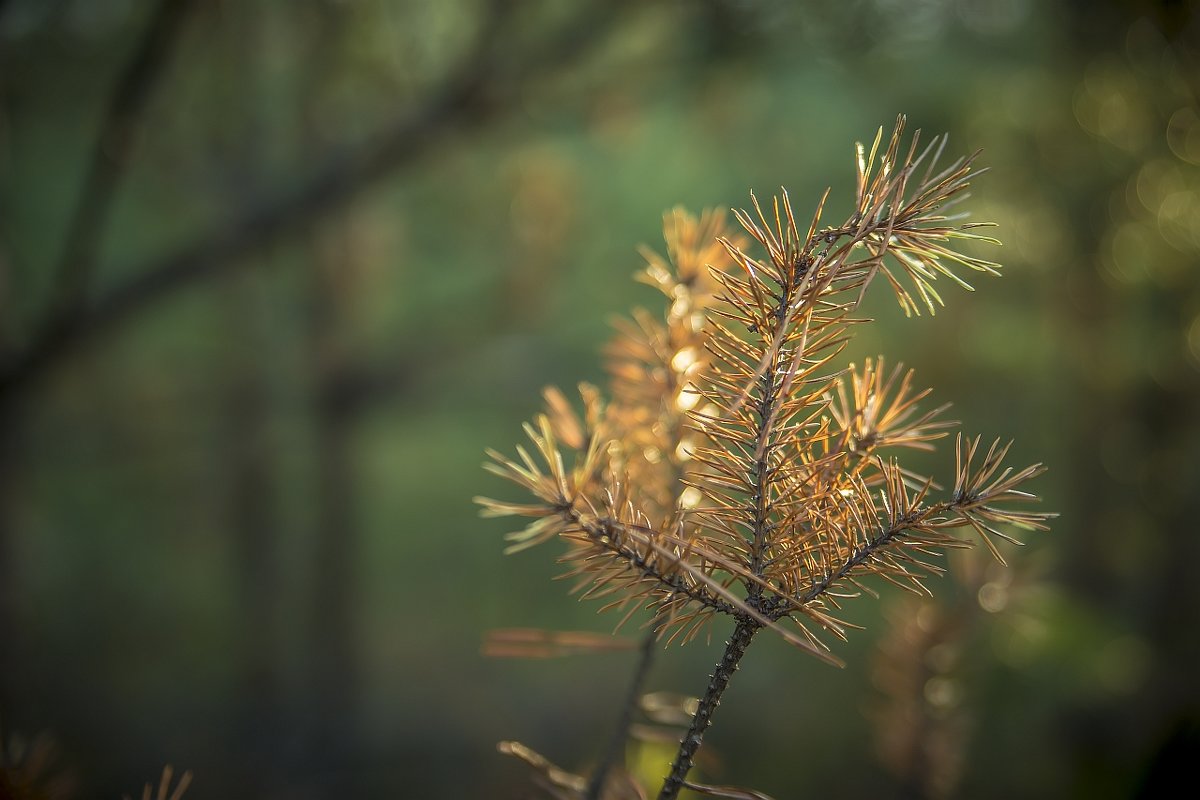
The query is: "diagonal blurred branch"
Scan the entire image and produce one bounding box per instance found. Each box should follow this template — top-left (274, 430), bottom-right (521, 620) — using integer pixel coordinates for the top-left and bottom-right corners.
top-left (585, 626), bottom-right (659, 800)
top-left (0, 0), bottom-right (631, 400)
top-left (43, 0), bottom-right (198, 330)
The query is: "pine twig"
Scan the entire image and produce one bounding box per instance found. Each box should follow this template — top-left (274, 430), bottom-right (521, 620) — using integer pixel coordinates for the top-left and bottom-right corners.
top-left (482, 118), bottom-right (1052, 798)
top-left (657, 617), bottom-right (758, 800)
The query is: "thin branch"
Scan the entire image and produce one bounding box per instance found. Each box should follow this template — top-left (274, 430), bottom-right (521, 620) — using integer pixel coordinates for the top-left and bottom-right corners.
top-left (658, 616), bottom-right (759, 800)
top-left (796, 509), bottom-right (946, 606)
top-left (43, 0), bottom-right (197, 329)
top-left (576, 514), bottom-right (739, 618)
top-left (585, 626), bottom-right (659, 800)
top-left (0, 0), bottom-right (630, 399)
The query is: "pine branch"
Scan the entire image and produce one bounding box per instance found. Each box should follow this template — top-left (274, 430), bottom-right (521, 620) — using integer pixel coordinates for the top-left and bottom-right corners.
top-left (567, 513), bottom-right (741, 620)
top-left (482, 117), bottom-right (1052, 798)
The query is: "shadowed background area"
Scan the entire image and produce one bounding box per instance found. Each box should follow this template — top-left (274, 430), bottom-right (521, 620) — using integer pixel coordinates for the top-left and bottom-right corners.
top-left (1, 0), bottom-right (1198, 797)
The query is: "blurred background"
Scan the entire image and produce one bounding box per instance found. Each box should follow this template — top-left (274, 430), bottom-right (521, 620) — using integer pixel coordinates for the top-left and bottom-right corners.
top-left (1, 0), bottom-right (1198, 797)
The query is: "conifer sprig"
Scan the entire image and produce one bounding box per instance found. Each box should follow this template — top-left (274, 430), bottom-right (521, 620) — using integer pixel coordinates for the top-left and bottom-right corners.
top-left (478, 116), bottom-right (1052, 800)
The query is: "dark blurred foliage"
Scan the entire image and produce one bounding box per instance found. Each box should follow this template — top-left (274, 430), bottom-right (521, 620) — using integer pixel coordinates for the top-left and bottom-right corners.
top-left (0, 0), bottom-right (1197, 797)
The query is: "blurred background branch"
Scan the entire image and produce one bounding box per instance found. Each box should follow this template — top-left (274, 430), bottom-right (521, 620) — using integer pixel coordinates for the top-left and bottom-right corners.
top-left (0, 0), bottom-right (629, 400)
top-left (42, 0), bottom-right (198, 336)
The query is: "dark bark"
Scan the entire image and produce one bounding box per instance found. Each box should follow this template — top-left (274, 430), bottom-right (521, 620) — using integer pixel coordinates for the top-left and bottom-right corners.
top-left (658, 616), bottom-right (759, 800)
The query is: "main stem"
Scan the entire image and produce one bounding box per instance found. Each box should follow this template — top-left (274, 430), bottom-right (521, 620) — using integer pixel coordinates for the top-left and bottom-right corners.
top-left (657, 615), bottom-right (759, 800)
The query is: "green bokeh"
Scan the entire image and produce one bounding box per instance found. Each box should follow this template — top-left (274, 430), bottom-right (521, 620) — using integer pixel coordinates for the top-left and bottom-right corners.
top-left (1, 1), bottom-right (1197, 798)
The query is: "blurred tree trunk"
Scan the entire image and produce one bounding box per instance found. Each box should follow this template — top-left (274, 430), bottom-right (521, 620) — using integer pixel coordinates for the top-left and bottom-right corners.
top-left (213, 4), bottom-right (287, 794)
top-left (0, 405), bottom-right (20, 716)
top-left (306, 217), bottom-right (362, 788)
top-left (0, 71), bottom-right (20, 718)
top-left (223, 274), bottom-right (286, 798)
top-left (1132, 316), bottom-right (1200, 750)
top-left (300, 4), bottom-right (362, 787)
top-left (0, 193), bottom-right (26, 721)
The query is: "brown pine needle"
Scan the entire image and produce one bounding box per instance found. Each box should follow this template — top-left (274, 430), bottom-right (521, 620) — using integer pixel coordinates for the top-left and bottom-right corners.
top-left (482, 628), bottom-right (638, 658)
